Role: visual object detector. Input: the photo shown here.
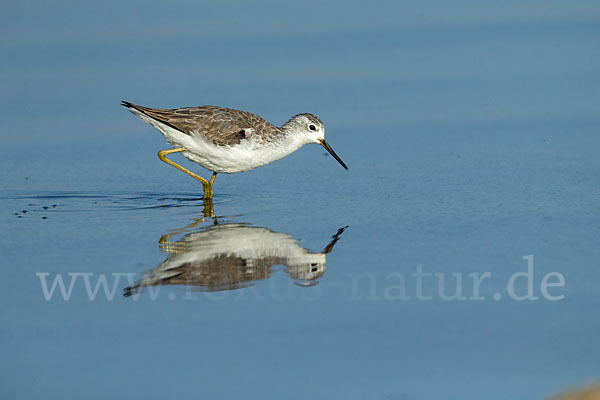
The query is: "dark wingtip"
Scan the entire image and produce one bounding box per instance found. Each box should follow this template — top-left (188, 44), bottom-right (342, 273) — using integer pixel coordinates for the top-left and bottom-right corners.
top-left (121, 100), bottom-right (134, 108)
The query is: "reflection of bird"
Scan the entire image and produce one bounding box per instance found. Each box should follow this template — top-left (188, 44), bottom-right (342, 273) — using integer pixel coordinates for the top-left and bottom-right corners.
top-left (122, 101), bottom-right (348, 199)
top-left (124, 223), bottom-right (347, 296)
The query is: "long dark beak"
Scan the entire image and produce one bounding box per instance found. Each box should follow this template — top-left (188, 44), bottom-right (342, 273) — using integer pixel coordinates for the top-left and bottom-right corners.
top-left (322, 226), bottom-right (349, 254)
top-left (319, 139), bottom-right (348, 170)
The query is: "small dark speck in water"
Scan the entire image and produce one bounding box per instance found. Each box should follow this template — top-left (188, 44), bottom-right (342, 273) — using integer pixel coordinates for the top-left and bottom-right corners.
top-left (22, 210), bottom-right (28, 213)
top-left (52, 204), bottom-right (57, 208)
top-left (14, 213), bottom-right (19, 216)
top-left (25, 177), bottom-right (29, 180)
top-left (42, 217), bottom-right (48, 219)
top-left (17, 216), bottom-right (22, 218)
top-left (43, 206), bottom-right (49, 210)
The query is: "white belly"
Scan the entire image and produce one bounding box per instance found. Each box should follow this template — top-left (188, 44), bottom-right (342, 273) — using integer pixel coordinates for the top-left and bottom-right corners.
top-left (179, 134), bottom-right (298, 173)
top-left (132, 109), bottom-right (303, 173)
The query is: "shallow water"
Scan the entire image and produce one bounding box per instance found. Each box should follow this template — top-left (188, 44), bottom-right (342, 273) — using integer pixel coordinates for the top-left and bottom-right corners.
top-left (2, 1), bottom-right (600, 399)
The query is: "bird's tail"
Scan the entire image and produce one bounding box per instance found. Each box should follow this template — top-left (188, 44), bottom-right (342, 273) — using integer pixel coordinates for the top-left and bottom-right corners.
top-left (121, 100), bottom-right (143, 112)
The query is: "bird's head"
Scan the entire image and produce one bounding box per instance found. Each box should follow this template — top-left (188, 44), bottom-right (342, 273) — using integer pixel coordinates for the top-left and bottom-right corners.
top-left (287, 253), bottom-right (327, 284)
top-left (283, 113), bottom-right (348, 170)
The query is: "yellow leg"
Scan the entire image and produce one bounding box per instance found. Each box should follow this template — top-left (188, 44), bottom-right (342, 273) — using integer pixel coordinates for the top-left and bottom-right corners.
top-left (158, 198), bottom-right (217, 251)
top-left (158, 148), bottom-right (214, 199)
top-left (204, 172), bottom-right (217, 199)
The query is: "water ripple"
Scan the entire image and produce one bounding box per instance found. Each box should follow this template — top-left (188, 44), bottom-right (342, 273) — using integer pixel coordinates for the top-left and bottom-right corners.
top-left (2, 191), bottom-right (236, 213)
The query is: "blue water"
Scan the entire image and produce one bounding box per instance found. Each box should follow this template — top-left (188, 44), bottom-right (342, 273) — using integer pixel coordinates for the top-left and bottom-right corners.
top-left (2, 1), bottom-right (600, 399)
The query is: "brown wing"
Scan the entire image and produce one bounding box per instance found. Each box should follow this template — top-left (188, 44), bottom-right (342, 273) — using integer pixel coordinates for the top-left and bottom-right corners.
top-left (122, 102), bottom-right (279, 146)
top-left (123, 255), bottom-right (284, 295)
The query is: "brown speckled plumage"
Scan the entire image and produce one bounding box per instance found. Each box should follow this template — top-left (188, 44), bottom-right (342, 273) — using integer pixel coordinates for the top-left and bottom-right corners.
top-left (122, 101), bottom-right (283, 146)
top-left (290, 113), bottom-right (323, 127)
top-left (124, 255), bottom-right (282, 294)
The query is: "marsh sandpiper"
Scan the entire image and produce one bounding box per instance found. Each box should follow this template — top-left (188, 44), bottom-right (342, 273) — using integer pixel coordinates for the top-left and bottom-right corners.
top-left (122, 101), bottom-right (348, 199)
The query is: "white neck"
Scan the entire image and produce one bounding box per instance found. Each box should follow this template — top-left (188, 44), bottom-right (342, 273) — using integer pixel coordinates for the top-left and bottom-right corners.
top-left (279, 124), bottom-right (313, 147)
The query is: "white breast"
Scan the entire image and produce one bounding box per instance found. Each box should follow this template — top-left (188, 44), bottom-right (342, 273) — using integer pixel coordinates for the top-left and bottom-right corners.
top-left (181, 133), bottom-right (303, 173)
top-left (132, 109), bottom-right (305, 173)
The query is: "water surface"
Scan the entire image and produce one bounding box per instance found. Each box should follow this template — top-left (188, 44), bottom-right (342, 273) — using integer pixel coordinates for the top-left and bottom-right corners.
top-left (1, 1), bottom-right (600, 399)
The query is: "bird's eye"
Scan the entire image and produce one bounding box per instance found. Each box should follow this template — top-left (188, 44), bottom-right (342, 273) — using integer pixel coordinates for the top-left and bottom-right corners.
top-left (309, 124), bottom-right (316, 131)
